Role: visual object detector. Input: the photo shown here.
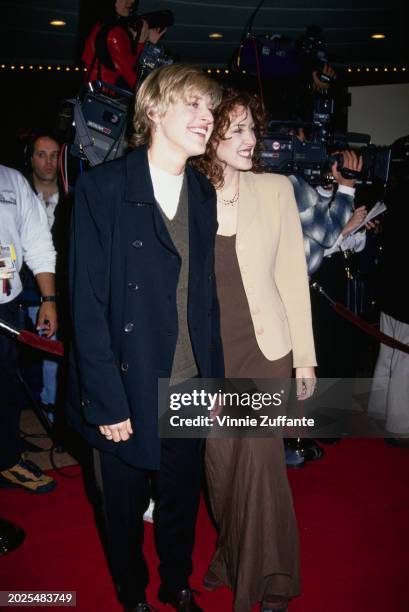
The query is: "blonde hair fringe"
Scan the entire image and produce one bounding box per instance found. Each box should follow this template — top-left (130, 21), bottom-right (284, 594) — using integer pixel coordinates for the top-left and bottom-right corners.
top-left (130, 63), bottom-right (222, 148)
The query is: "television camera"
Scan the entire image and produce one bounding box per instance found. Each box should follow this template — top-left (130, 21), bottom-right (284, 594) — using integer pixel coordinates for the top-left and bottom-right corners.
top-left (261, 97), bottom-right (391, 187)
top-left (64, 9), bottom-right (174, 167)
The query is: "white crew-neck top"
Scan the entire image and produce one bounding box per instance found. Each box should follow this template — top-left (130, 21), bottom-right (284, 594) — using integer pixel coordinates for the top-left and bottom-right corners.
top-left (149, 162), bottom-right (184, 220)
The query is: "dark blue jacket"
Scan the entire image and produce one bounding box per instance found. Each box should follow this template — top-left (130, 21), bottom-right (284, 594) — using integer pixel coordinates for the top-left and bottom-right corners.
top-left (67, 145), bottom-right (224, 469)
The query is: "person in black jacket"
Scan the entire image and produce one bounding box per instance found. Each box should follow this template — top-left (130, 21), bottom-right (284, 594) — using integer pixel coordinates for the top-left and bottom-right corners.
top-left (369, 136), bottom-right (409, 447)
top-left (68, 64), bottom-right (223, 612)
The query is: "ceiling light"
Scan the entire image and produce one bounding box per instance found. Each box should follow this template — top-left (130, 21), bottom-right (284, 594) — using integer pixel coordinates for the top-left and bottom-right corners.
top-left (209, 33), bottom-right (223, 39)
top-left (50, 20), bottom-right (66, 27)
top-left (371, 33), bottom-right (385, 40)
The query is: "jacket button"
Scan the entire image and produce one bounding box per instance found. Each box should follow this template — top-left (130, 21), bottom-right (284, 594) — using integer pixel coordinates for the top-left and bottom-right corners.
top-left (132, 240), bottom-right (143, 248)
top-left (128, 282), bottom-right (139, 290)
top-left (251, 306), bottom-right (260, 315)
top-left (121, 362), bottom-right (129, 372)
top-left (256, 327), bottom-right (264, 335)
top-left (208, 273), bottom-right (214, 281)
top-left (124, 322), bottom-right (134, 333)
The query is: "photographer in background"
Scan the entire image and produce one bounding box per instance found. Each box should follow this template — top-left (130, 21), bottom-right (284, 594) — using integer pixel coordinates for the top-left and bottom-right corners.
top-left (0, 163), bottom-right (57, 494)
top-left (82, 0), bottom-right (168, 92)
top-left (276, 124), bottom-right (363, 277)
top-left (276, 124), bottom-right (365, 463)
top-left (21, 134), bottom-right (69, 423)
top-left (369, 136), bottom-right (409, 448)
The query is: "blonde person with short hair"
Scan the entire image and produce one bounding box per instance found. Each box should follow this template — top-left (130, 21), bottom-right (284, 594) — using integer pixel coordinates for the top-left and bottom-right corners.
top-left (68, 64), bottom-right (223, 612)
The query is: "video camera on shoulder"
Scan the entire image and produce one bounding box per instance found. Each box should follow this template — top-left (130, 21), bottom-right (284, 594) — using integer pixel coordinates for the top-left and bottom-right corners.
top-left (128, 7), bottom-right (174, 32)
top-left (262, 97), bottom-right (391, 188)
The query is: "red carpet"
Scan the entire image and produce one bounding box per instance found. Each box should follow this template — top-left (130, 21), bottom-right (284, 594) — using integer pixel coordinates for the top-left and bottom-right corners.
top-left (1, 439), bottom-right (409, 611)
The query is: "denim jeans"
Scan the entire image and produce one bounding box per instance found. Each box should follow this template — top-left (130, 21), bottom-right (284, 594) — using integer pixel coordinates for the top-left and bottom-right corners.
top-left (27, 305), bottom-right (58, 406)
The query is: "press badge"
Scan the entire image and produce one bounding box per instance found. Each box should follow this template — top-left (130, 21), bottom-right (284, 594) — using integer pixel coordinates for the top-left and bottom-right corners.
top-left (0, 242), bottom-right (17, 285)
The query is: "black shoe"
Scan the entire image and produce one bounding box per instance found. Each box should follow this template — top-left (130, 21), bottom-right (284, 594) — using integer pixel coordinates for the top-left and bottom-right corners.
top-left (0, 519), bottom-right (25, 555)
top-left (158, 586), bottom-right (203, 611)
top-left (287, 439), bottom-right (324, 461)
top-left (292, 439), bottom-right (324, 461)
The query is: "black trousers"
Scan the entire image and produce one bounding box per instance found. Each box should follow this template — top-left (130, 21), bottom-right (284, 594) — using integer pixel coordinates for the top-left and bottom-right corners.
top-left (94, 437), bottom-right (203, 606)
top-left (0, 299), bottom-right (25, 471)
top-left (311, 255), bottom-right (365, 378)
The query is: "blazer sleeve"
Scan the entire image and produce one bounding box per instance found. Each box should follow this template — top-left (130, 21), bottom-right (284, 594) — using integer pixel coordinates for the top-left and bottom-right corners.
top-left (274, 176), bottom-right (317, 368)
top-left (69, 173), bottom-right (131, 425)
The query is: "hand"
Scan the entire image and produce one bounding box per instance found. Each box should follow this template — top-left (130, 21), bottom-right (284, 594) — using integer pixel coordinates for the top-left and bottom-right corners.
top-left (295, 367), bottom-right (316, 401)
top-left (134, 19), bottom-right (149, 43)
top-left (365, 219), bottom-right (381, 233)
top-left (209, 401), bottom-right (223, 421)
top-left (37, 302), bottom-right (58, 338)
top-left (332, 150), bottom-right (363, 188)
top-left (341, 206), bottom-right (367, 236)
top-left (147, 26), bottom-right (168, 44)
top-left (312, 63), bottom-right (336, 92)
top-left (99, 418), bottom-right (133, 442)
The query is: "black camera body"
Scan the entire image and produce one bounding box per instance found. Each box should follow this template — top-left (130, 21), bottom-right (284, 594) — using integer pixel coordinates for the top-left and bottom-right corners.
top-left (128, 8), bottom-right (174, 31)
top-left (263, 96), bottom-right (391, 187)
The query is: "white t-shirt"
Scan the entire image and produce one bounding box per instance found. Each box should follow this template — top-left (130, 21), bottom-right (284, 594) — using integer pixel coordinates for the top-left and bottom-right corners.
top-left (37, 190), bottom-right (59, 229)
top-left (149, 162), bottom-right (184, 220)
top-left (0, 165), bottom-right (56, 304)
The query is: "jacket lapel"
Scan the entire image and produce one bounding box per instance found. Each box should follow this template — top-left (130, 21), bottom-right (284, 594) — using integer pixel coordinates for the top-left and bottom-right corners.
top-left (186, 166), bottom-right (216, 294)
top-left (187, 167), bottom-right (215, 256)
top-left (236, 171), bottom-right (260, 242)
top-left (124, 145), bottom-right (178, 255)
top-left (123, 148), bottom-right (215, 263)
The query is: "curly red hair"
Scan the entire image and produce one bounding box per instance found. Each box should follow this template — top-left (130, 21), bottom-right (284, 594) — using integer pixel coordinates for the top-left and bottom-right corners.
top-left (192, 88), bottom-right (266, 189)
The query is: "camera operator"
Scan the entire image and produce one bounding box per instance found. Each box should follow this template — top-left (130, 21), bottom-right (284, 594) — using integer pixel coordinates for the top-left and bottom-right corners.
top-left (369, 136), bottom-right (409, 448)
top-left (82, 0), bottom-right (168, 92)
top-left (287, 128), bottom-right (365, 276)
top-left (279, 127), bottom-right (365, 461)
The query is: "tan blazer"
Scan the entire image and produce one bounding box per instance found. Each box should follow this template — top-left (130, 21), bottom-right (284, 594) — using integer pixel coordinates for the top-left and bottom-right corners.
top-left (234, 171), bottom-right (317, 368)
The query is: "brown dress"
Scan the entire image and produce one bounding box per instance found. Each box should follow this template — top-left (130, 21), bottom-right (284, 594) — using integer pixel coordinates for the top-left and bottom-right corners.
top-left (205, 234), bottom-right (300, 611)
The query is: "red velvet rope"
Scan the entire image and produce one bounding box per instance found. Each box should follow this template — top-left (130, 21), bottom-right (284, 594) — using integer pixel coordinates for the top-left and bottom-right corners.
top-left (18, 330), bottom-right (64, 357)
top-left (332, 302), bottom-right (409, 355)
